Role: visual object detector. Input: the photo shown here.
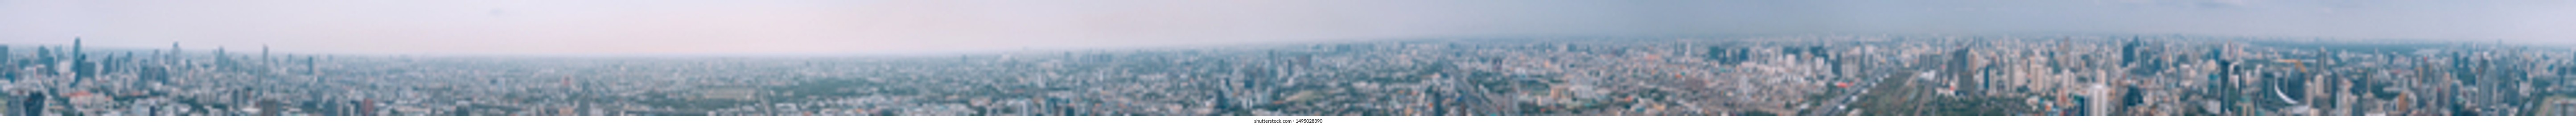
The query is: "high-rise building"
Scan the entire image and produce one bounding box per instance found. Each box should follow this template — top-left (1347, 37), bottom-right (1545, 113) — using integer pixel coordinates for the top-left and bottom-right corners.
top-left (70, 38), bottom-right (86, 85)
top-left (20, 92), bottom-right (43, 116)
top-left (359, 99), bottom-right (376, 116)
top-left (214, 46), bottom-right (227, 69)
top-left (1, 44), bottom-right (12, 82)
top-left (0, 93), bottom-right (10, 117)
top-left (169, 42), bottom-right (181, 64)
top-left (256, 100), bottom-right (280, 116)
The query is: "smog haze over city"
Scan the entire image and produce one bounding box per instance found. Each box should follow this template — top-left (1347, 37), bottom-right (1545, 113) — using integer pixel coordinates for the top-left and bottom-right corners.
top-left (6, 0), bottom-right (2572, 55)
top-left (4, 0), bottom-right (2576, 117)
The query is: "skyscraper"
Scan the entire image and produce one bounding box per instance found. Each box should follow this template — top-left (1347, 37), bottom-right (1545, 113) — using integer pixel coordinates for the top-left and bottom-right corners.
top-left (70, 38), bottom-right (85, 85)
top-left (214, 46), bottom-right (230, 70)
top-left (20, 92), bottom-right (43, 116)
top-left (170, 42), bottom-right (182, 64)
top-left (1, 44), bottom-right (12, 82)
top-left (1, 44), bottom-right (10, 63)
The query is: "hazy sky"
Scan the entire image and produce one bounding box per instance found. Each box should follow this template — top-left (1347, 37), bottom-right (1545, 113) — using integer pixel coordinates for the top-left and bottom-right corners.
top-left (3, 0), bottom-right (2570, 56)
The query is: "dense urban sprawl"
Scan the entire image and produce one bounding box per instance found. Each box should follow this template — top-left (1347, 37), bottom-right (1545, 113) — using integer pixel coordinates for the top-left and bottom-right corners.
top-left (6, 35), bottom-right (2576, 116)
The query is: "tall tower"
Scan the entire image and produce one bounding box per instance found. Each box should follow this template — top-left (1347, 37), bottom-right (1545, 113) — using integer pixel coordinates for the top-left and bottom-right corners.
top-left (2, 44), bottom-right (10, 64)
top-left (72, 38), bottom-right (81, 64)
top-left (308, 56), bottom-right (317, 83)
top-left (33, 46), bottom-right (47, 74)
top-left (170, 42), bottom-right (181, 61)
top-left (108, 52), bottom-right (129, 75)
top-left (70, 38), bottom-right (84, 84)
top-left (1, 44), bottom-right (11, 82)
top-left (214, 46), bottom-right (226, 69)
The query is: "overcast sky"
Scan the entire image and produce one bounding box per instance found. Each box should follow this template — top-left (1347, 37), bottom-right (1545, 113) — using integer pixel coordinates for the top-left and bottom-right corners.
top-left (2, 0), bottom-right (2570, 56)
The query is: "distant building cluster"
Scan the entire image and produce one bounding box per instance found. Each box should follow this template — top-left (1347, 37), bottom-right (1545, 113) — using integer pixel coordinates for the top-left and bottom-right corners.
top-left (5, 35), bottom-right (2574, 116)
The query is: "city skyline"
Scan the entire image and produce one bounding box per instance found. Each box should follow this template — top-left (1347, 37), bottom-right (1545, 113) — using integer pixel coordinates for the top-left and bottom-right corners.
top-left (7, 34), bottom-right (2575, 116)
top-left (5, 0), bottom-right (2576, 119)
top-left (4, 0), bottom-right (2572, 56)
